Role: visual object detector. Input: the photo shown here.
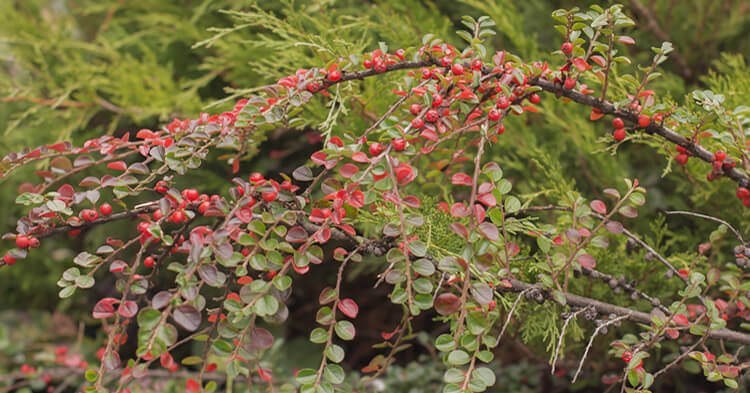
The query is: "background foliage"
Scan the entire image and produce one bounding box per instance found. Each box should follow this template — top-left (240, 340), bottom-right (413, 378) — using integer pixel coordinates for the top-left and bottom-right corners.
top-left (1, 0), bottom-right (748, 392)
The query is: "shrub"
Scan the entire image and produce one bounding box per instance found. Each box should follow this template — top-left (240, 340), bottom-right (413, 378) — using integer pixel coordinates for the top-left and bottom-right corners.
top-left (1, 3), bottom-right (749, 393)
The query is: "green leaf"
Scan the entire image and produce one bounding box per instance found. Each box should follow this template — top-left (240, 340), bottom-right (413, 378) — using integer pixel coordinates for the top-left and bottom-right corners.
top-left (296, 368), bottom-right (317, 384)
top-left (323, 364), bottom-right (345, 384)
top-left (447, 349), bottom-right (470, 366)
top-left (334, 320), bottom-right (356, 341)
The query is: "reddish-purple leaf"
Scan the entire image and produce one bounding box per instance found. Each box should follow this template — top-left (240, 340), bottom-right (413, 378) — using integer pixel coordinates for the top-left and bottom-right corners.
top-left (173, 305), bottom-right (201, 331)
top-left (285, 226), bottom-right (308, 243)
top-left (590, 200), bottom-right (607, 215)
top-left (152, 291), bottom-right (171, 310)
top-left (339, 163), bottom-right (359, 179)
top-left (450, 202), bottom-right (470, 217)
top-left (434, 293), bottom-right (460, 316)
top-left (92, 298), bottom-right (118, 319)
top-left (477, 193), bottom-right (497, 207)
top-left (619, 206), bottom-right (638, 218)
top-left (577, 253), bottom-right (596, 269)
top-left (338, 298), bottom-right (359, 319)
top-left (473, 204), bottom-right (486, 224)
top-left (603, 188), bottom-right (620, 199)
top-left (605, 221), bottom-right (624, 234)
top-left (319, 287), bottom-right (337, 304)
top-left (117, 301), bottom-right (138, 318)
top-left (402, 195), bottom-right (421, 208)
top-left (451, 172), bottom-right (472, 186)
top-left (478, 222), bottom-right (499, 241)
top-left (250, 328), bottom-right (274, 349)
top-left (565, 228), bottom-right (581, 244)
top-left (617, 35), bottom-right (635, 44)
top-left (314, 227), bottom-right (331, 243)
top-left (450, 222), bottom-right (469, 238)
top-left (506, 242), bottom-right (520, 257)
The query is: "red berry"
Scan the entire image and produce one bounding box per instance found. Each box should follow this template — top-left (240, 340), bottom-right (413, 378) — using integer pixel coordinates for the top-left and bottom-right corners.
top-left (16, 235), bottom-right (30, 249)
top-left (393, 138), bottom-right (406, 151)
top-left (425, 109), bottom-right (439, 122)
top-left (153, 210), bottom-right (164, 220)
top-left (327, 70), bottom-right (341, 82)
top-left (744, 198), bottom-right (750, 208)
top-left (675, 153), bottom-right (689, 166)
top-left (497, 124), bottom-right (506, 135)
top-left (411, 117), bottom-right (424, 129)
top-left (29, 237), bottom-right (40, 248)
top-left (246, 195), bottom-right (256, 208)
top-left (155, 181), bottom-right (168, 194)
top-left (431, 93), bottom-right (443, 107)
top-left (471, 59), bottom-right (482, 70)
top-left (488, 108), bottom-right (501, 121)
top-left (737, 187), bottom-right (750, 199)
top-left (564, 78), bottom-right (576, 89)
top-left (622, 351), bottom-right (633, 362)
top-left (198, 201), bottom-right (211, 214)
top-left (369, 143), bottom-right (383, 156)
top-left (81, 209), bottom-right (99, 222)
top-left (675, 145), bottom-right (687, 153)
top-left (170, 211), bottom-right (185, 223)
top-left (409, 104), bottom-right (421, 116)
top-left (612, 117), bottom-right (624, 129)
top-left (144, 256), bottom-right (155, 268)
top-left (613, 128), bottom-right (626, 141)
top-left (262, 191), bottom-right (277, 202)
top-left (363, 59), bottom-right (372, 69)
top-left (3, 254), bottom-right (15, 265)
top-left (137, 221), bottom-right (150, 233)
top-left (184, 189), bottom-right (199, 201)
top-left (714, 150), bottom-right (726, 162)
top-left (249, 172), bottom-right (264, 183)
top-left (529, 94), bottom-right (540, 105)
top-left (638, 114), bottom-right (651, 128)
top-left (496, 97), bottom-right (510, 109)
top-left (99, 203), bottom-right (113, 216)
top-left (394, 49), bottom-right (405, 60)
top-left (653, 113), bottom-right (664, 123)
top-left (561, 42), bottom-right (573, 54)
top-left (451, 63), bottom-right (464, 75)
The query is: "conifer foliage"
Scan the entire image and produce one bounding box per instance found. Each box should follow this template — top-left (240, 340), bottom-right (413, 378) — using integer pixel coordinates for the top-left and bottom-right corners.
top-left (1, 2), bottom-right (749, 393)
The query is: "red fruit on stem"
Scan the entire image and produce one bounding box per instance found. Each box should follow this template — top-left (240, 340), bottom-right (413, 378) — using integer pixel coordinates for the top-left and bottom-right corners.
top-left (675, 145), bottom-right (687, 153)
top-left (529, 94), bottom-right (540, 104)
top-left (425, 109), bottom-right (439, 122)
top-left (184, 189), bottom-right (199, 201)
top-left (564, 78), bottom-right (576, 89)
top-left (3, 254), bottom-right (16, 265)
top-left (249, 172), bottom-right (264, 182)
top-left (737, 187), bottom-right (750, 199)
top-left (675, 153), bottom-right (689, 166)
top-left (327, 70), bottom-right (341, 82)
top-left (561, 42), bottom-right (573, 54)
top-left (198, 201), bottom-right (211, 214)
top-left (451, 63), bottom-right (464, 75)
top-left (393, 138), bottom-right (406, 151)
top-left (431, 93), bottom-right (443, 107)
top-left (82, 209), bottom-right (99, 222)
top-left (16, 235), bottom-right (30, 249)
top-left (411, 117), bottom-right (424, 129)
top-left (363, 59), bottom-right (372, 69)
top-left (714, 150), bottom-right (726, 162)
top-left (144, 256), bottom-right (155, 268)
top-left (497, 124), bottom-right (506, 135)
top-left (496, 97), bottom-right (510, 109)
top-left (369, 143), bottom-right (383, 156)
top-left (170, 211), bottom-right (185, 223)
top-left (409, 104), bottom-right (421, 116)
top-left (99, 203), bottom-right (113, 216)
top-left (155, 181), bottom-right (168, 194)
top-left (638, 114), bottom-right (651, 128)
top-left (622, 351), bottom-right (633, 362)
top-left (29, 237), bottom-right (40, 248)
top-left (613, 128), bottom-right (626, 141)
top-left (488, 108), bottom-right (501, 121)
top-left (262, 191), bottom-right (277, 202)
top-left (612, 117), bottom-right (624, 129)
